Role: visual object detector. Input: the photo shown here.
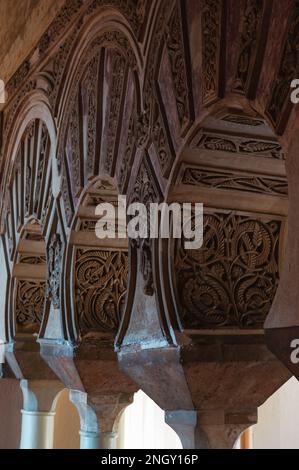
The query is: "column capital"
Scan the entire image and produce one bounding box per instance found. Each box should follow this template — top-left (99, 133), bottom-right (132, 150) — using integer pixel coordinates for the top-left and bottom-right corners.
top-left (20, 379), bottom-right (64, 413)
top-left (70, 389), bottom-right (134, 449)
top-left (19, 379), bottom-right (64, 449)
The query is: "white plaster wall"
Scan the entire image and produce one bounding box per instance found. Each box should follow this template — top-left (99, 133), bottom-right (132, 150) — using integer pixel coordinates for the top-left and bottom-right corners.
top-left (119, 391), bottom-right (182, 449)
top-left (252, 377), bottom-right (299, 449)
top-left (120, 380), bottom-right (299, 449)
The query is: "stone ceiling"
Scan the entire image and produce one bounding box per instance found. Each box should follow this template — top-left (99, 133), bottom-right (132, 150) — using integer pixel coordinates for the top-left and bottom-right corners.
top-left (0, 0), bottom-right (65, 83)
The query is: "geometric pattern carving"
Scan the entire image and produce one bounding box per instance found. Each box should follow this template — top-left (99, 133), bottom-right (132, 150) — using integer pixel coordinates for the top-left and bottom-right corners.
top-left (192, 131), bottom-right (284, 159)
top-left (75, 249), bottom-right (128, 333)
top-left (175, 211), bottom-right (281, 328)
top-left (15, 280), bottom-right (45, 331)
top-left (181, 166), bottom-right (288, 197)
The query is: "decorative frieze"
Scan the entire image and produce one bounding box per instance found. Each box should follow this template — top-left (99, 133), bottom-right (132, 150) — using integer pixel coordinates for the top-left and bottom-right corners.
top-left (192, 131), bottom-right (284, 159)
top-left (181, 166), bottom-right (288, 197)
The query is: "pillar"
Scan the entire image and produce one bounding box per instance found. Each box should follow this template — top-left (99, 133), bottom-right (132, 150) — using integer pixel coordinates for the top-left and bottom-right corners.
top-left (70, 390), bottom-right (101, 449)
top-left (165, 409), bottom-right (256, 449)
top-left (70, 390), bottom-right (132, 449)
top-left (165, 410), bottom-right (197, 449)
top-left (19, 379), bottom-right (63, 449)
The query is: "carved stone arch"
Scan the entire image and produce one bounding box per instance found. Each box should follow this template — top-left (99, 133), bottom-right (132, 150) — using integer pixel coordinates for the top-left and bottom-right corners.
top-left (51, 13), bottom-right (144, 233)
top-left (0, 110), bottom-right (56, 341)
top-left (116, 151), bottom-right (177, 350)
top-left (117, 98), bottom-right (291, 449)
top-left (1, 111), bottom-right (60, 383)
top-left (53, 8), bottom-right (143, 122)
top-left (264, 102), bottom-right (299, 380)
top-left (139, 0), bottom-right (195, 179)
top-left (39, 175), bottom-right (138, 445)
top-left (0, 94), bottom-right (57, 233)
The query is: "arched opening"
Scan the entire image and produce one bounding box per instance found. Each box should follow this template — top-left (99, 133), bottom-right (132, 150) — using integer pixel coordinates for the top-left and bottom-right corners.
top-left (3, 117), bottom-right (54, 345)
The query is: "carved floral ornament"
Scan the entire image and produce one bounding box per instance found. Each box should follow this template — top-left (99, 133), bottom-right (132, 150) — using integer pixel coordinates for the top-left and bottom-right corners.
top-left (15, 280), bottom-right (45, 331)
top-left (129, 157), bottom-right (161, 297)
top-left (174, 211), bottom-right (281, 329)
top-left (46, 233), bottom-right (63, 309)
top-left (75, 249), bottom-right (128, 333)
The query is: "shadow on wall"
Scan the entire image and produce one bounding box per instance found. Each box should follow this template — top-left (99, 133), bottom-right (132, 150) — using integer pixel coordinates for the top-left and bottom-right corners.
top-left (53, 389), bottom-right (80, 449)
top-left (119, 391), bottom-right (182, 449)
top-left (0, 383), bottom-right (80, 449)
top-left (252, 377), bottom-right (299, 449)
top-left (0, 379), bottom-right (22, 449)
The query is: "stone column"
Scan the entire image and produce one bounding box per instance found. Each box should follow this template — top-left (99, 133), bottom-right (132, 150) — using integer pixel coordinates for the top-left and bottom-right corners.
top-left (69, 390), bottom-right (101, 449)
top-left (165, 410), bottom-right (197, 449)
top-left (19, 379), bottom-right (63, 449)
top-left (70, 390), bottom-right (133, 449)
top-left (166, 409), bottom-right (256, 449)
